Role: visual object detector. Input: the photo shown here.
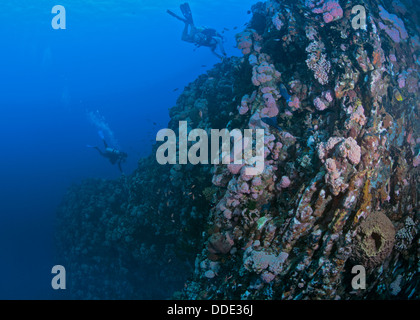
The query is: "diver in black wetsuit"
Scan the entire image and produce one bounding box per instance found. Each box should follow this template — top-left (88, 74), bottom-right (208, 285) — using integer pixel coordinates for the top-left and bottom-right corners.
top-left (167, 3), bottom-right (227, 60)
top-left (87, 132), bottom-right (128, 174)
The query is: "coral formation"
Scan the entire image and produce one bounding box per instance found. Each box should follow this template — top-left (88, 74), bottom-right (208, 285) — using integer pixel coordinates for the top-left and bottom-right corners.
top-left (378, 5), bottom-right (408, 43)
top-left (351, 211), bottom-right (396, 268)
top-left (306, 0), bottom-right (343, 24)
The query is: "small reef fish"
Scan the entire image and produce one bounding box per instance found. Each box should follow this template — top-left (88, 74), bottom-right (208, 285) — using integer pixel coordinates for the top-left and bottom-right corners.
top-left (393, 89), bottom-right (403, 101)
top-left (261, 117), bottom-right (283, 132)
top-left (173, 88), bottom-right (179, 92)
top-left (279, 83), bottom-right (292, 103)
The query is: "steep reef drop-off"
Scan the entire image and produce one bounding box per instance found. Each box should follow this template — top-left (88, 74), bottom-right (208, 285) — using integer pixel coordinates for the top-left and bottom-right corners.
top-left (56, 0), bottom-right (419, 299)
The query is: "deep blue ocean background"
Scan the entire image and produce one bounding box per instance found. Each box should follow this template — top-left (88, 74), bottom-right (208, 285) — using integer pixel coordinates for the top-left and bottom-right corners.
top-left (0, 0), bottom-right (257, 299)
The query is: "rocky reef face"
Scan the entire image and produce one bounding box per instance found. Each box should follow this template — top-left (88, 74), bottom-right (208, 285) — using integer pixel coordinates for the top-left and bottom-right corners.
top-left (56, 0), bottom-right (419, 300)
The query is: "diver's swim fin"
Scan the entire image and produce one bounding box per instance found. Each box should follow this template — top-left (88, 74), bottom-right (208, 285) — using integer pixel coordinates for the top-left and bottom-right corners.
top-left (167, 9), bottom-right (187, 23)
top-left (180, 3), bottom-right (194, 25)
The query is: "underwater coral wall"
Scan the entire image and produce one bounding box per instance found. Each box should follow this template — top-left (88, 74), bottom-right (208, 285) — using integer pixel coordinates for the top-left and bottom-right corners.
top-left (56, 0), bottom-right (419, 300)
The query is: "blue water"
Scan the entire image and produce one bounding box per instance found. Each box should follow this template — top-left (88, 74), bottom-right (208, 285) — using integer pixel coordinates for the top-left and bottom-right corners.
top-left (0, 0), bottom-right (257, 299)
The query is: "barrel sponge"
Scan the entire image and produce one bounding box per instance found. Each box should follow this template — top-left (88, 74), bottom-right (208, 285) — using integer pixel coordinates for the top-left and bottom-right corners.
top-left (351, 211), bottom-right (395, 269)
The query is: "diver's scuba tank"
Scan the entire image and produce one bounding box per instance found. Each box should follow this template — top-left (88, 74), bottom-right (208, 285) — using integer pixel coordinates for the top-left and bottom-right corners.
top-left (106, 147), bottom-right (120, 155)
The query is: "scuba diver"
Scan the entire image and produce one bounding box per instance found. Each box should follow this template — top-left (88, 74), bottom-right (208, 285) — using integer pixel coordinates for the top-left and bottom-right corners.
top-left (167, 3), bottom-right (227, 60)
top-left (87, 131), bottom-right (128, 174)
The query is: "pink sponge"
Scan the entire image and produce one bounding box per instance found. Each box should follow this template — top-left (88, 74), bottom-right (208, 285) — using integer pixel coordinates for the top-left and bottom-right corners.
top-left (310, 0), bottom-right (343, 23)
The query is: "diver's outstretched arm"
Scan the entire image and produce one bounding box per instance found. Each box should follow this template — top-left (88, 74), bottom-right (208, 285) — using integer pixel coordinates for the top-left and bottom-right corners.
top-left (210, 48), bottom-right (223, 60)
top-left (218, 41), bottom-right (227, 57)
top-left (210, 45), bottom-right (226, 60)
top-left (214, 37), bottom-right (227, 59)
top-left (118, 161), bottom-right (124, 174)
